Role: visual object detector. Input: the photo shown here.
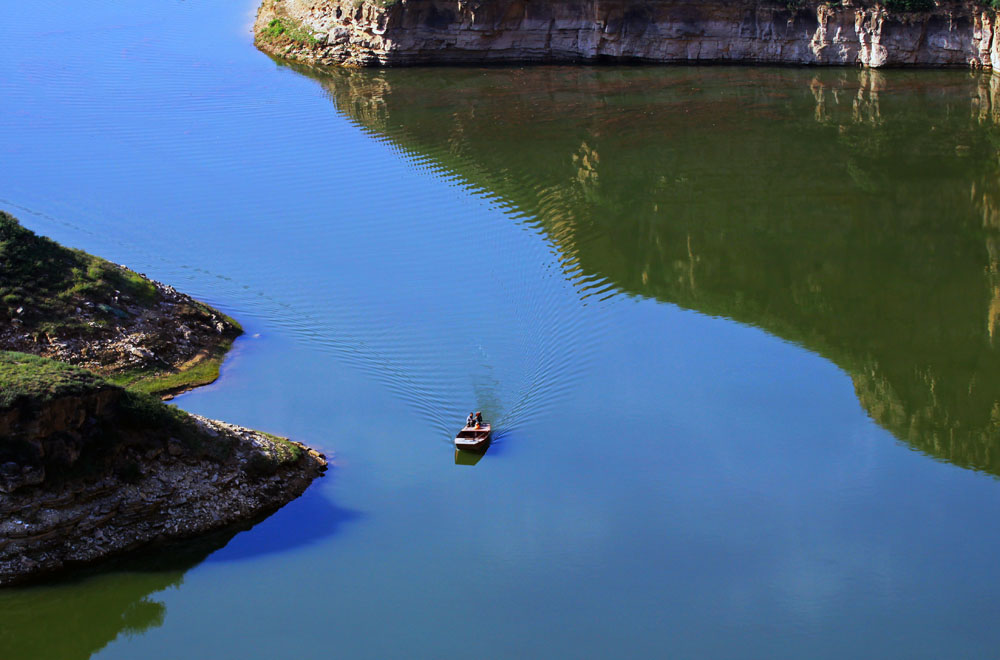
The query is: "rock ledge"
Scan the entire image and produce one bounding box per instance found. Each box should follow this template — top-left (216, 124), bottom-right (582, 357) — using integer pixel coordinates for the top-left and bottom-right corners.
top-left (255, 0), bottom-right (1000, 69)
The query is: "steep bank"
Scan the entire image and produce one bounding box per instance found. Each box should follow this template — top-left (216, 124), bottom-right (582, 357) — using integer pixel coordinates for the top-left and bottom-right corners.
top-left (0, 212), bottom-right (241, 399)
top-left (255, 0), bottom-right (1000, 68)
top-left (0, 352), bottom-right (327, 586)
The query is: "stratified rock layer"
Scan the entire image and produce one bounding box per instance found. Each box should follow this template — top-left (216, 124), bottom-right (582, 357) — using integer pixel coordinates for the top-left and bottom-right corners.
top-left (255, 0), bottom-right (1000, 68)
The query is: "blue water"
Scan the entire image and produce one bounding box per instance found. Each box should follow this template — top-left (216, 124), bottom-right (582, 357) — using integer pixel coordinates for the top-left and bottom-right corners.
top-left (3, 1), bottom-right (1000, 658)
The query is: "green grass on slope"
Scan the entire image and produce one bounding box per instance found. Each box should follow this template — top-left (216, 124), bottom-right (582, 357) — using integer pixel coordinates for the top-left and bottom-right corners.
top-left (1, 352), bottom-right (301, 475)
top-left (109, 336), bottom-right (238, 398)
top-left (260, 17), bottom-right (318, 45)
top-left (0, 351), bottom-right (107, 410)
top-left (0, 212), bottom-right (158, 336)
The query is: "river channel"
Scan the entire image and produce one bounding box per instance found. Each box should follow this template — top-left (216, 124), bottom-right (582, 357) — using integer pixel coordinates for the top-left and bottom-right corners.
top-left (3, 1), bottom-right (1000, 657)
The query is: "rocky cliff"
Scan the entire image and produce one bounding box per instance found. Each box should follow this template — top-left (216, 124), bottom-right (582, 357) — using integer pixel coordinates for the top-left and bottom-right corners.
top-left (0, 352), bottom-right (327, 585)
top-left (255, 0), bottom-right (1000, 68)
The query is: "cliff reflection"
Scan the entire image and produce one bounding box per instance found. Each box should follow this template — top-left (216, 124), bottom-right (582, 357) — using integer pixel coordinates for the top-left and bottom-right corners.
top-left (0, 530), bottom-right (233, 660)
top-left (0, 486), bottom-right (350, 659)
top-left (302, 63), bottom-right (1000, 476)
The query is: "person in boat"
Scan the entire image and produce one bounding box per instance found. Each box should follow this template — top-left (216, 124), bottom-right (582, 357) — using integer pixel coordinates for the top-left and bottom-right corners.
top-left (467, 412), bottom-right (475, 428)
top-left (475, 412), bottom-right (483, 429)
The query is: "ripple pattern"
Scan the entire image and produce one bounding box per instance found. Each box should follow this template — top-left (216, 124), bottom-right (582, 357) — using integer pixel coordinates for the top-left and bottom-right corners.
top-left (0, 0), bottom-right (606, 443)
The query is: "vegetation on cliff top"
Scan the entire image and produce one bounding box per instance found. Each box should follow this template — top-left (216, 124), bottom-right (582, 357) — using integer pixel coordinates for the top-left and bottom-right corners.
top-left (260, 17), bottom-right (319, 45)
top-left (0, 351), bottom-right (305, 479)
top-left (882, 0), bottom-right (935, 12)
top-left (0, 351), bottom-right (215, 454)
top-left (0, 352), bottom-right (108, 410)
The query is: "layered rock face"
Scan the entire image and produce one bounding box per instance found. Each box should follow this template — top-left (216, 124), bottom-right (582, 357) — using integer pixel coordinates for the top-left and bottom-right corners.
top-left (255, 0), bottom-right (1000, 68)
top-left (0, 376), bottom-right (327, 586)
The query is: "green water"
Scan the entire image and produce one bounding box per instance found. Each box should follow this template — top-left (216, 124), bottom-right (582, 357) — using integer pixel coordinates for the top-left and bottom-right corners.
top-left (308, 64), bottom-right (1000, 475)
top-left (3, 1), bottom-right (1000, 657)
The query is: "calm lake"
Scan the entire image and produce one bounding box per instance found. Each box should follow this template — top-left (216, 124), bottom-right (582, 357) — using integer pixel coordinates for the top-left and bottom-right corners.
top-left (3, 1), bottom-right (1000, 657)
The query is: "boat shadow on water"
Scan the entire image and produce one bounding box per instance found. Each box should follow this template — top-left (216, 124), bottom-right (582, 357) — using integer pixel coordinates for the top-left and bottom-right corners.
top-left (453, 428), bottom-right (512, 466)
top-left (455, 447), bottom-right (488, 466)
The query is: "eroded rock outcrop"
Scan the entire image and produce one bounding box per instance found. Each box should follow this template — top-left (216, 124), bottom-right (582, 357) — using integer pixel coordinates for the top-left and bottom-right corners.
top-left (255, 0), bottom-right (1000, 68)
top-left (0, 353), bottom-right (327, 585)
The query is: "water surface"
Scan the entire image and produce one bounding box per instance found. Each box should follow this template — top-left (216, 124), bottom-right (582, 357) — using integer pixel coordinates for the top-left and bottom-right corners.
top-left (2, 1), bottom-right (1000, 658)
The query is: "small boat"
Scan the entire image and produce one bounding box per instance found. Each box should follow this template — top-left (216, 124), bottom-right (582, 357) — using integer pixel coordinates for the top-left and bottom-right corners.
top-left (455, 423), bottom-right (492, 452)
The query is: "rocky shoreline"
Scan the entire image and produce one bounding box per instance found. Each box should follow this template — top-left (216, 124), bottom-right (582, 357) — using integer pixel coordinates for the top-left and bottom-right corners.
top-left (0, 398), bottom-right (326, 586)
top-left (0, 215), bottom-right (329, 586)
top-left (254, 0), bottom-right (1000, 68)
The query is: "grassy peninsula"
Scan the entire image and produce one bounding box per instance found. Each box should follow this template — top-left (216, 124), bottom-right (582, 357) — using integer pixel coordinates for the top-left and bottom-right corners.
top-left (0, 351), bottom-right (325, 585)
top-left (0, 214), bottom-right (329, 586)
top-left (0, 215), bottom-right (328, 585)
top-left (0, 212), bottom-right (241, 398)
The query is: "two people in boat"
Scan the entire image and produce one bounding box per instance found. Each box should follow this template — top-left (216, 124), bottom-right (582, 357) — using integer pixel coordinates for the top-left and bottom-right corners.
top-left (466, 411), bottom-right (484, 429)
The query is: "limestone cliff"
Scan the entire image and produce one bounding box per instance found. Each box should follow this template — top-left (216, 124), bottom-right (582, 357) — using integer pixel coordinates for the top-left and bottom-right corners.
top-left (0, 352), bottom-right (327, 586)
top-left (255, 0), bottom-right (1000, 68)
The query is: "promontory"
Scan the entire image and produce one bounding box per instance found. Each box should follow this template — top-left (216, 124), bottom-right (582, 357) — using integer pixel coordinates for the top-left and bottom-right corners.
top-left (0, 213), bottom-right (327, 585)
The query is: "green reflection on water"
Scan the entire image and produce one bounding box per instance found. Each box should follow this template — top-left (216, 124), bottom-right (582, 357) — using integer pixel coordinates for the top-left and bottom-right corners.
top-left (0, 529), bottom-right (239, 660)
top-left (299, 63), bottom-right (1000, 476)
